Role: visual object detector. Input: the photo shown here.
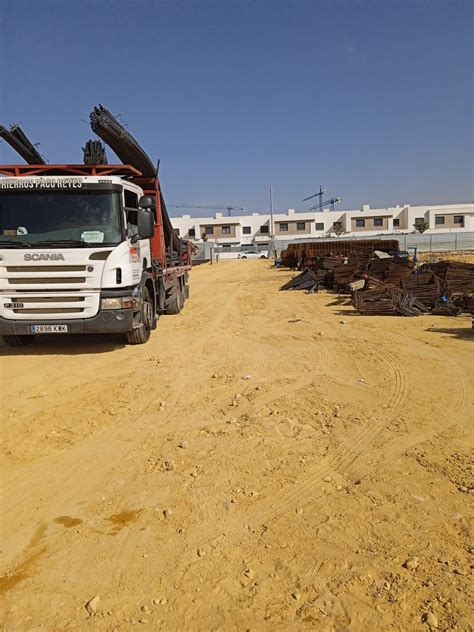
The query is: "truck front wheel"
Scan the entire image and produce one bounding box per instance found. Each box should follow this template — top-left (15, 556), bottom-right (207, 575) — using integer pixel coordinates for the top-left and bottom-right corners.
top-left (126, 287), bottom-right (155, 345)
top-left (2, 335), bottom-right (36, 347)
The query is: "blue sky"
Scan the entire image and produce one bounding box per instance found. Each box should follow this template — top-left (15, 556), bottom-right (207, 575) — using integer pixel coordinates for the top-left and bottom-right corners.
top-left (1, 0), bottom-right (472, 215)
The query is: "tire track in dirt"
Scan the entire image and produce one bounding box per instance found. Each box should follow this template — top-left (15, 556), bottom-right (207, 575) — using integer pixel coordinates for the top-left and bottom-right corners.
top-left (368, 347), bottom-right (470, 464)
top-left (143, 340), bottom-right (406, 581)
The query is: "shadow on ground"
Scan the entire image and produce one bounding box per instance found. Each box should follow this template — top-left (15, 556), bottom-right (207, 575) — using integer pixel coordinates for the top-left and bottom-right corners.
top-left (0, 334), bottom-right (126, 356)
top-left (426, 327), bottom-right (473, 341)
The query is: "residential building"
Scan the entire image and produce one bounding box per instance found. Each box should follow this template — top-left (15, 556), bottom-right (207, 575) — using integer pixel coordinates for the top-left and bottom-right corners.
top-left (171, 202), bottom-right (474, 248)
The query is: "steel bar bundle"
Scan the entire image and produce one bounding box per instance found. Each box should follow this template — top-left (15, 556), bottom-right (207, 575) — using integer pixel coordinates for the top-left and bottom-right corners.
top-left (280, 269), bottom-right (323, 293)
top-left (401, 272), bottom-right (441, 308)
top-left (90, 105), bottom-right (156, 177)
top-left (0, 124), bottom-right (46, 164)
top-left (284, 239), bottom-right (399, 268)
top-left (83, 139), bottom-right (108, 165)
top-left (352, 279), bottom-right (428, 316)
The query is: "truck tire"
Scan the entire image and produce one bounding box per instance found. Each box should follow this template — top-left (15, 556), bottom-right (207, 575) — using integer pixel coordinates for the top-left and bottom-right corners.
top-left (126, 287), bottom-right (155, 345)
top-left (2, 334), bottom-right (36, 347)
top-left (166, 288), bottom-right (183, 315)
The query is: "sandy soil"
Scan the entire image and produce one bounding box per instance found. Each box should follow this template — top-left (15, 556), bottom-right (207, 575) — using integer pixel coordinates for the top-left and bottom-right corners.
top-left (1, 260), bottom-right (472, 631)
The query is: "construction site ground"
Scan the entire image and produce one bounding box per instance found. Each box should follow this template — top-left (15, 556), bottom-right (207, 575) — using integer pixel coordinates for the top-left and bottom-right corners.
top-left (1, 259), bottom-right (472, 632)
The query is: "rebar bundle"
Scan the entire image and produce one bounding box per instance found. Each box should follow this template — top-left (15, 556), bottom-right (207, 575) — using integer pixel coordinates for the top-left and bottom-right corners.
top-left (90, 105), bottom-right (155, 177)
top-left (83, 139), bottom-right (108, 165)
top-left (0, 124), bottom-right (46, 164)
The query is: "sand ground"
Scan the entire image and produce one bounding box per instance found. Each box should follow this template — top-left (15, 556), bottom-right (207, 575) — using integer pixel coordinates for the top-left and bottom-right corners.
top-left (0, 260), bottom-right (472, 631)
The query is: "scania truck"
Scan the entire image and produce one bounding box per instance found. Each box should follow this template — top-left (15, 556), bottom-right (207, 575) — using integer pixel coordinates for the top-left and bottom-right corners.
top-left (0, 107), bottom-right (192, 347)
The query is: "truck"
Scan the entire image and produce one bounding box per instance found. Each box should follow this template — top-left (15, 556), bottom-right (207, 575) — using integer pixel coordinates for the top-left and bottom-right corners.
top-left (0, 106), bottom-right (192, 347)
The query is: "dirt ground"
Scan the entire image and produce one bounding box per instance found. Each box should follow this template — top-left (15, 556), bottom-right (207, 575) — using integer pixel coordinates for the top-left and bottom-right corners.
top-left (1, 260), bottom-right (472, 632)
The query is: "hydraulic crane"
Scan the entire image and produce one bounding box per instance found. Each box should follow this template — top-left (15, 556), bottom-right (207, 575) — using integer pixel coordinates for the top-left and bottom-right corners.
top-left (169, 203), bottom-right (245, 217)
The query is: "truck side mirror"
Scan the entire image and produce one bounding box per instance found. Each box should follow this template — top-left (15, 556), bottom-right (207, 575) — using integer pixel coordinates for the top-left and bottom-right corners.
top-left (137, 209), bottom-right (155, 239)
top-left (138, 195), bottom-right (154, 209)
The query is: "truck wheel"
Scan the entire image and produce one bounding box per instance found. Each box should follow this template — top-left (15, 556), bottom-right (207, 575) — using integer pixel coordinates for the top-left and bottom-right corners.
top-left (126, 287), bottom-right (155, 345)
top-left (166, 288), bottom-right (183, 314)
top-left (2, 335), bottom-right (36, 347)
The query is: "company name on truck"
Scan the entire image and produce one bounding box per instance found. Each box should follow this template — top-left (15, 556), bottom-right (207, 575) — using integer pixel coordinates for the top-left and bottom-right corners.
top-left (0, 178), bottom-right (83, 189)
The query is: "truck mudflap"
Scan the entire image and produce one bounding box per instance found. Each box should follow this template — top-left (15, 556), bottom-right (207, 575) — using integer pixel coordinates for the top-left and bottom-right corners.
top-left (0, 309), bottom-right (134, 335)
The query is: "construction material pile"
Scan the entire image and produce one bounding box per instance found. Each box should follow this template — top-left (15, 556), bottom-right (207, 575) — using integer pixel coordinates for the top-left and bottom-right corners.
top-left (280, 241), bottom-right (474, 317)
top-left (352, 277), bottom-right (429, 316)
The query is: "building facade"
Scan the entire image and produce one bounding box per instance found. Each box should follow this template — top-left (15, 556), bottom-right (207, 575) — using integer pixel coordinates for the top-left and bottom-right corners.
top-left (171, 202), bottom-right (474, 248)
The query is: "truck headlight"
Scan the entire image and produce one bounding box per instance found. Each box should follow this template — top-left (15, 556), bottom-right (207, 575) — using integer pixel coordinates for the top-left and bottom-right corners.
top-left (101, 297), bottom-right (133, 310)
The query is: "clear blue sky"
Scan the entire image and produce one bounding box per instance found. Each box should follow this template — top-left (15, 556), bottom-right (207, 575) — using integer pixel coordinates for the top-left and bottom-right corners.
top-left (1, 0), bottom-right (472, 215)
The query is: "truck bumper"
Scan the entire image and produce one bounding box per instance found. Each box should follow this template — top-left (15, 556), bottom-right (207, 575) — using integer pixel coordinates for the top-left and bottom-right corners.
top-left (0, 309), bottom-right (134, 335)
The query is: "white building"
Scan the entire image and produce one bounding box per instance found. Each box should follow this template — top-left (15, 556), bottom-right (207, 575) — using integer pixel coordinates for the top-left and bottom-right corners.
top-left (171, 202), bottom-right (474, 248)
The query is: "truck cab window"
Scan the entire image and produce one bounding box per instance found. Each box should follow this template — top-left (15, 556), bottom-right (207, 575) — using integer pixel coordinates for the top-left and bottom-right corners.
top-left (124, 189), bottom-right (139, 238)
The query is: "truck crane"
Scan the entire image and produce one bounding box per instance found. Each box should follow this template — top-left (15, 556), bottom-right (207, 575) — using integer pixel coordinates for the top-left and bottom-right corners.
top-left (169, 203), bottom-right (245, 217)
top-left (0, 105), bottom-right (192, 347)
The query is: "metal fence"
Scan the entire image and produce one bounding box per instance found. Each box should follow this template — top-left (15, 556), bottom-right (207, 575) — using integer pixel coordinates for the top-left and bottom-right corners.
top-left (273, 232), bottom-right (474, 256)
top-left (192, 232), bottom-right (474, 261)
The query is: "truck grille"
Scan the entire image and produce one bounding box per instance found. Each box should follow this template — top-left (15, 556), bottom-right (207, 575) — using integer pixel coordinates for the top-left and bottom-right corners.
top-left (9, 277), bottom-right (86, 284)
top-left (1, 293), bottom-right (99, 320)
top-left (6, 265), bottom-right (86, 273)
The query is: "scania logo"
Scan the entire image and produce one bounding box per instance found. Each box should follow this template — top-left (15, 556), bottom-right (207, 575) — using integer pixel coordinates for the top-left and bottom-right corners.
top-left (24, 253), bottom-right (66, 261)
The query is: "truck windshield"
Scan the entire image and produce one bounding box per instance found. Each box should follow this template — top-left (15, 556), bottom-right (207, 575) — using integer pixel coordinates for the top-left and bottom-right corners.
top-left (0, 190), bottom-right (122, 247)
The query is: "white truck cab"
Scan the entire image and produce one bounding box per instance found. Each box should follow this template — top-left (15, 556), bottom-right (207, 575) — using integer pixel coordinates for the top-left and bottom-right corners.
top-left (0, 173), bottom-right (157, 344)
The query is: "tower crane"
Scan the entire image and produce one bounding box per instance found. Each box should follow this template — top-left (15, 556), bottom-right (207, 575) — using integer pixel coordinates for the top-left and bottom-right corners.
top-left (169, 203), bottom-right (246, 217)
top-left (303, 185), bottom-right (326, 210)
top-left (309, 196), bottom-right (342, 211)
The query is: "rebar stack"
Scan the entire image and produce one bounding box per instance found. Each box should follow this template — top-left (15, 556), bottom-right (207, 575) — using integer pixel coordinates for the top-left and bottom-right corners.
top-left (280, 250), bottom-right (473, 318)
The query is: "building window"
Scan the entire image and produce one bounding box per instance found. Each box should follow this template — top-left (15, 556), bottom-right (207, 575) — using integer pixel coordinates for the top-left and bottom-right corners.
top-left (242, 226), bottom-right (251, 234)
top-left (373, 218), bottom-right (383, 227)
top-left (356, 219), bottom-right (365, 228)
top-left (222, 225), bottom-right (231, 235)
top-left (279, 223), bottom-right (288, 232)
top-left (188, 228), bottom-right (196, 238)
top-left (222, 244), bottom-right (231, 249)
top-left (173, 228), bottom-right (180, 236)
top-left (296, 222), bottom-right (306, 231)
top-left (205, 226), bottom-right (214, 235)
top-left (260, 225), bottom-right (269, 234)
top-left (454, 215), bottom-right (464, 225)
top-left (435, 216), bottom-right (445, 225)
top-left (415, 217), bottom-right (424, 224)
top-left (393, 218), bottom-right (400, 227)
top-left (315, 222), bottom-right (324, 231)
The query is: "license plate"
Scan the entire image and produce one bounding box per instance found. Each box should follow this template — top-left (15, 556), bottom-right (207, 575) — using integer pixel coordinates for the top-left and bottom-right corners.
top-left (31, 325), bottom-right (69, 334)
